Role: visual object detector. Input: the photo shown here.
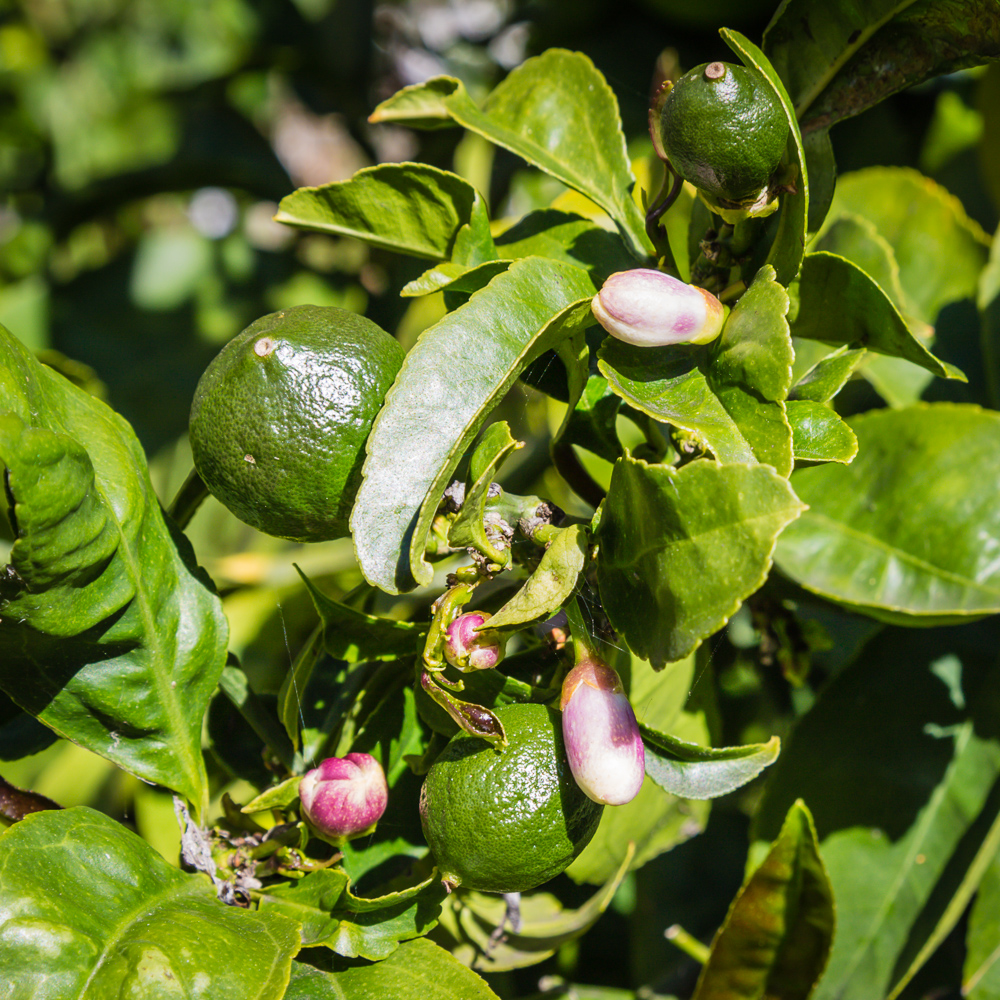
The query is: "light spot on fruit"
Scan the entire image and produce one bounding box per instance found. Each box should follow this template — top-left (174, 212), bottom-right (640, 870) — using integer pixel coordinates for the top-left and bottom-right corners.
top-left (253, 337), bottom-right (276, 357)
top-left (244, 454), bottom-right (256, 465)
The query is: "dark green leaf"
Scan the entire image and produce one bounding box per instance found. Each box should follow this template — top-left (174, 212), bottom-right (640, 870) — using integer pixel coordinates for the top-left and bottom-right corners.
top-left (825, 167), bottom-right (989, 326)
top-left (558, 375), bottom-right (623, 464)
top-left (298, 569), bottom-right (425, 661)
top-left (352, 259), bottom-right (594, 594)
top-left (0, 807), bottom-right (301, 999)
top-left (641, 729), bottom-right (780, 800)
top-left (787, 400), bottom-right (859, 464)
top-left (775, 404), bottom-right (1000, 621)
top-left (487, 523), bottom-right (589, 630)
top-left (791, 252), bottom-right (966, 381)
top-left (753, 623), bottom-right (1000, 1000)
top-left (284, 938), bottom-right (500, 1000)
top-left (0, 327), bottom-right (227, 815)
top-left (978, 227), bottom-right (1000, 410)
top-left (692, 801), bottom-right (833, 1000)
top-left (259, 870), bottom-right (447, 960)
top-left (275, 163), bottom-right (490, 261)
top-left (964, 852), bottom-right (1000, 998)
top-left (721, 31), bottom-right (809, 286)
top-left (803, 128), bottom-right (837, 233)
top-left (370, 51), bottom-right (652, 259)
top-left (219, 662), bottom-right (297, 772)
top-left (596, 454), bottom-right (805, 667)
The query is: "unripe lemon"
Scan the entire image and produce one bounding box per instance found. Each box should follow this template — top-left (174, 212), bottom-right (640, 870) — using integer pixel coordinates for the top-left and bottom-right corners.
top-left (419, 702), bottom-right (604, 893)
top-left (655, 61), bottom-right (789, 206)
top-left (189, 305), bottom-right (404, 542)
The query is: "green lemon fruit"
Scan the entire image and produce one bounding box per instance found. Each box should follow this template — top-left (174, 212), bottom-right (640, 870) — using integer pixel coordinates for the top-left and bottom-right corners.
top-left (419, 701), bottom-right (604, 893)
top-left (656, 61), bottom-right (789, 205)
top-left (189, 304), bottom-right (404, 542)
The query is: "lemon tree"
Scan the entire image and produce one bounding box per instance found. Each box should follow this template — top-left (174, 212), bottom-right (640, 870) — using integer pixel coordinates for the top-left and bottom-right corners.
top-left (188, 305), bottom-right (404, 542)
top-left (2, 3), bottom-right (1000, 999)
top-left (419, 702), bottom-right (604, 893)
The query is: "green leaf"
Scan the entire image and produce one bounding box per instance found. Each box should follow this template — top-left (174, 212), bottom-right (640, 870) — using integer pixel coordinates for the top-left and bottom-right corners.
top-left (0, 328), bottom-right (227, 816)
top-left (692, 801), bottom-right (834, 1000)
top-left (448, 421), bottom-right (521, 565)
top-left (352, 259), bottom-right (595, 594)
top-left (764, 0), bottom-right (1000, 131)
top-left (401, 260), bottom-right (511, 298)
top-left (706, 265), bottom-right (794, 477)
top-left (787, 400), bottom-right (859, 465)
top-left (566, 650), bottom-right (711, 884)
top-left (284, 938), bottom-right (500, 1000)
top-left (275, 163), bottom-right (490, 261)
top-left (370, 51), bottom-right (652, 259)
top-left (438, 847), bottom-right (633, 972)
top-left (596, 454), bottom-right (806, 667)
top-left (721, 30), bottom-right (809, 286)
top-left (802, 128), bottom-right (837, 233)
top-left (242, 774), bottom-right (303, 814)
top-left (258, 868), bottom-right (447, 960)
top-left (753, 623), bottom-right (1000, 1000)
top-left (791, 252), bottom-right (966, 382)
top-left (494, 209), bottom-right (637, 286)
top-left (487, 524), bottom-right (589, 630)
top-left (642, 730), bottom-right (781, 800)
top-left (978, 225), bottom-right (1000, 410)
top-left (599, 267), bottom-right (794, 472)
top-left (825, 167), bottom-right (990, 326)
top-left (0, 807), bottom-right (301, 999)
top-left (558, 375), bottom-right (623, 464)
top-left (789, 347), bottom-right (867, 403)
top-left (299, 569), bottom-right (426, 661)
top-left (964, 853), bottom-right (1000, 998)
top-left (775, 404), bottom-right (1000, 622)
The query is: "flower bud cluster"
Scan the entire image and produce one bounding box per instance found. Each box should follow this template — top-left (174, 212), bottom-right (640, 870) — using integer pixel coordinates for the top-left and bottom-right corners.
top-left (443, 611), bottom-right (506, 671)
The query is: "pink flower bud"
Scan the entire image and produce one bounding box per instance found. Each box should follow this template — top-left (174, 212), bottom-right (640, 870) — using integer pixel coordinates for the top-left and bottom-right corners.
top-left (298, 752), bottom-right (388, 842)
top-left (443, 612), bottom-right (506, 671)
top-left (592, 268), bottom-right (725, 347)
top-left (560, 659), bottom-right (645, 805)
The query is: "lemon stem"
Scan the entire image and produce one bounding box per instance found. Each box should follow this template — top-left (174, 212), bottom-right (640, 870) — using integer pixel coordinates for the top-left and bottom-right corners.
top-left (564, 595), bottom-right (599, 665)
top-left (665, 924), bottom-right (711, 964)
top-left (168, 468), bottom-right (209, 530)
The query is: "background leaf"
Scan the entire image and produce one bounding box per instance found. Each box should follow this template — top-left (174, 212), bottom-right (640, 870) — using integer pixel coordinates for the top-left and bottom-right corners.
top-left (369, 51), bottom-right (651, 259)
top-left (596, 454), bottom-right (805, 667)
top-left (0, 327), bottom-right (227, 814)
top-left (692, 800), bottom-right (834, 1000)
top-left (352, 259), bottom-right (594, 593)
top-left (775, 404), bottom-right (1000, 622)
top-left (0, 807), bottom-right (300, 999)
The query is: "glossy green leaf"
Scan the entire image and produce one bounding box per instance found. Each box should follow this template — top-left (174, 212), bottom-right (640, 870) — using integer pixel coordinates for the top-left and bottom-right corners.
top-left (642, 730), bottom-right (781, 800)
top-left (487, 524), bottom-right (589, 630)
top-left (275, 163), bottom-right (490, 261)
top-left (242, 773), bottom-right (303, 814)
top-left (978, 225), bottom-right (1000, 409)
top-left (567, 651), bottom-right (711, 884)
top-left (284, 938), bottom-right (500, 1000)
top-left (764, 0), bottom-right (1000, 131)
top-left (753, 623), bottom-right (1000, 1000)
top-left (789, 347), bottom-right (866, 403)
top-left (826, 167), bottom-right (989, 325)
top-left (791, 252), bottom-right (966, 381)
top-left (402, 260), bottom-right (511, 298)
top-left (448, 421), bottom-right (520, 565)
top-left (438, 846), bottom-right (633, 972)
top-left (298, 569), bottom-right (425, 661)
top-left (692, 800), bottom-right (833, 1000)
top-left (370, 51), bottom-right (651, 259)
top-left (596, 454), bottom-right (806, 667)
top-left (775, 404), bottom-right (1000, 621)
top-left (352, 259), bottom-right (594, 594)
top-left (278, 625), bottom-right (324, 751)
top-left (599, 267), bottom-right (793, 472)
top-left (722, 31), bottom-right (809, 286)
top-left (787, 400), bottom-right (858, 464)
top-left (0, 327), bottom-right (227, 816)
top-left (0, 807), bottom-right (300, 999)
top-left (802, 128), bottom-right (837, 233)
top-left (706, 265), bottom-right (794, 477)
top-left (494, 209), bottom-right (636, 287)
top-left (258, 868), bottom-right (446, 960)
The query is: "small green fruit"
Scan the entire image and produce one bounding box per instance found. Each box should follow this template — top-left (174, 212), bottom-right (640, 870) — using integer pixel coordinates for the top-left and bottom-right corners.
top-left (653, 61), bottom-right (789, 211)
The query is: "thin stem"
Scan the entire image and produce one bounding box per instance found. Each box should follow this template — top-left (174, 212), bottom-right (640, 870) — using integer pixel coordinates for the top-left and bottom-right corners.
top-left (563, 595), bottom-right (599, 664)
top-left (168, 468), bottom-right (210, 530)
top-left (665, 924), bottom-right (711, 964)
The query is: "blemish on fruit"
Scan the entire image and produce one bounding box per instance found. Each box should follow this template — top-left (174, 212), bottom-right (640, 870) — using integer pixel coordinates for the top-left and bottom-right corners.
top-left (704, 61), bottom-right (726, 81)
top-left (244, 454), bottom-right (256, 464)
top-left (253, 337), bottom-right (276, 357)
